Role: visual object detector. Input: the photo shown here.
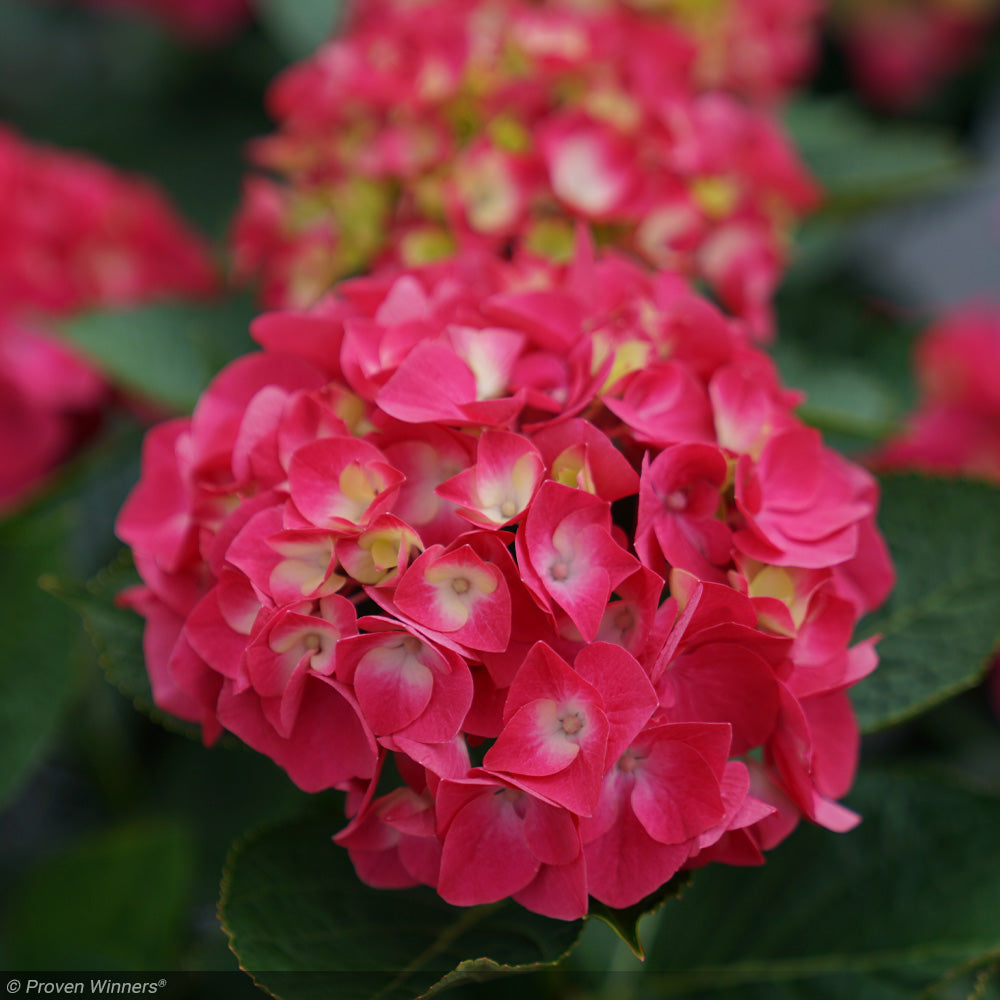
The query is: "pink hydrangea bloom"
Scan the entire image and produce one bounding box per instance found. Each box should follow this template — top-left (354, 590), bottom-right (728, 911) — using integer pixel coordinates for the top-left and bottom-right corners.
top-left (119, 246), bottom-right (893, 918)
top-left (833, 0), bottom-right (998, 110)
top-left (875, 305), bottom-right (1000, 482)
top-left (0, 126), bottom-right (217, 509)
top-left (230, 0), bottom-right (819, 338)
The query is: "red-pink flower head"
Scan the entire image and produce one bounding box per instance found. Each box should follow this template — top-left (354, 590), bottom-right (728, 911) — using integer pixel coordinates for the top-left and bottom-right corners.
top-left (119, 245), bottom-right (893, 918)
top-left (0, 126), bottom-right (217, 510)
top-left (833, 0), bottom-right (998, 111)
top-left (231, 0), bottom-right (818, 337)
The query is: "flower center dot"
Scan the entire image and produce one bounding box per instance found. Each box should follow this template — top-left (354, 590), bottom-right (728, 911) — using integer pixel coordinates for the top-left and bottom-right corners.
top-left (614, 607), bottom-right (635, 631)
top-left (303, 633), bottom-right (322, 652)
top-left (500, 499), bottom-right (517, 517)
top-left (451, 577), bottom-right (471, 594)
top-left (665, 489), bottom-right (688, 511)
top-left (560, 711), bottom-right (584, 736)
top-left (550, 560), bottom-right (570, 581)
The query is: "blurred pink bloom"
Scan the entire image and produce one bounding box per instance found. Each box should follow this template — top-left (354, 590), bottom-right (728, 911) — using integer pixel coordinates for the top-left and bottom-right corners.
top-left (834, 0), bottom-right (998, 110)
top-left (231, 0), bottom-right (819, 337)
top-left (0, 126), bottom-right (216, 510)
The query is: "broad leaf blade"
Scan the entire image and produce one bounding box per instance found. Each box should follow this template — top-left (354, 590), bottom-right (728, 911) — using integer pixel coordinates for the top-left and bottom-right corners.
top-left (786, 98), bottom-right (969, 216)
top-left (644, 770), bottom-right (1000, 998)
top-left (46, 550), bottom-right (201, 741)
top-left (773, 283), bottom-right (918, 451)
top-left (854, 475), bottom-right (1000, 732)
top-left (3, 820), bottom-right (195, 970)
top-left (588, 873), bottom-right (692, 959)
top-left (0, 509), bottom-right (85, 805)
top-left (253, 0), bottom-right (344, 60)
top-left (219, 814), bottom-right (583, 1000)
top-left (60, 297), bottom-right (255, 413)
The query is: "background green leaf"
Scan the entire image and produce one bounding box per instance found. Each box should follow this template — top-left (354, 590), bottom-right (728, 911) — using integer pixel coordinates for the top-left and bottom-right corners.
top-left (60, 297), bottom-right (256, 414)
top-left (640, 769), bottom-right (1000, 998)
top-left (220, 813), bottom-right (584, 1000)
top-left (0, 510), bottom-right (85, 807)
top-left (47, 551), bottom-right (202, 743)
top-left (3, 820), bottom-right (195, 970)
top-left (786, 98), bottom-right (970, 217)
top-left (0, 1), bottom-right (283, 239)
top-left (252, 0), bottom-right (345, 60)
top-left (588, 873), bottom-right (692, 960)
top-left (772, 282), bottom-right (919, 451)
top-left (854, 475), bottom-right (1000, 732)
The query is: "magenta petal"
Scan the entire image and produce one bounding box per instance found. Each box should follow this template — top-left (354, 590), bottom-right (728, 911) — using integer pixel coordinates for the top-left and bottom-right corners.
top-left (547, 563), bottom-right (612, 643)
top-left (664, 644), bottom-right (779, 754)
top-left (218, 674), bottom-right (376, 792)
top-left (394, 545), bottom-right (512, 653)
top-left (574, 642), bottom-right (657, 769)
top-left (354, 647), bottom-right (435, 734)
top-left (631, 740), bottom-right (725, 844)
top-left (437, 791), bottom-right (539, 906)
top-left (513, 853), bottom-right (588, 921)
top-left (377, 342), bottom-right (476, 423)
top-left (584, 806), bottom-right (690, 909)
top-left (484, 700), bottom-right (582, 776)
top-left (522, 797), bottom-right (581, 866)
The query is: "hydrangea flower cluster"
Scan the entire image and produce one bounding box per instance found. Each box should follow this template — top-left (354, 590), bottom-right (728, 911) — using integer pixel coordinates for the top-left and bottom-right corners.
top-left (0, 125), bottom-right (216, 508)
top-left (118, 245), bottom-right (893, 918)
top-left (832, 0), bottom-right (998, 110)
top-left (231, 0), bottom-right (819, 337)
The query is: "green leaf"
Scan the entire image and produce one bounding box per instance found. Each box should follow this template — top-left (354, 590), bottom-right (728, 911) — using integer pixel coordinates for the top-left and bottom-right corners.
top-left (3, 820), bottom-right (195, 970)
top-left (0, 508), bottom-right (85, 806)
top-left (773, 283), bottom-right (918, 451)
top-left (642, 769), bottom-right (1000, 998)
top-left (45, 550), bottom-right (201, 742)
top-left (59, 296), bottom-right (256, 413)
top-left (786, 98), bottom-right (970, 217)
top-left (219, 814), bottom-right (583, 1000)
top-left (588, 872), bottom-right (692, 959)
top-left (253, 0), bottom-right (345, 60)
top-left (853, 475), bottom-right (1000, 732)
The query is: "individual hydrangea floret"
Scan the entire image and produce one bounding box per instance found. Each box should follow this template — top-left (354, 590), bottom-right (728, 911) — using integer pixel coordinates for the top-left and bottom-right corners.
top-left (231, 0), bottom-right (819, 338)
top-left (118, 246), bottom-right (893, 919)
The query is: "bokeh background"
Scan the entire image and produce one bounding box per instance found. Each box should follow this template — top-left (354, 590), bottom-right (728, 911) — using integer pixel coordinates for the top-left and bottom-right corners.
top-left (0, 1), bottom-right (999, 995)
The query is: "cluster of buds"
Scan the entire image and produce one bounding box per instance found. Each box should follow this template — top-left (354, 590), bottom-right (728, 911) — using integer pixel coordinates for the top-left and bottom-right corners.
top-left (0, 125), bottom-right (216, 508)
top-left (73, 0), bottom-right (252, 44)
top-left (118, 246), bottom-right (893, 918)
top-left (832, 0), bottom-right (998, 110)
top-left (231, 0), bottom-right (819, 338)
